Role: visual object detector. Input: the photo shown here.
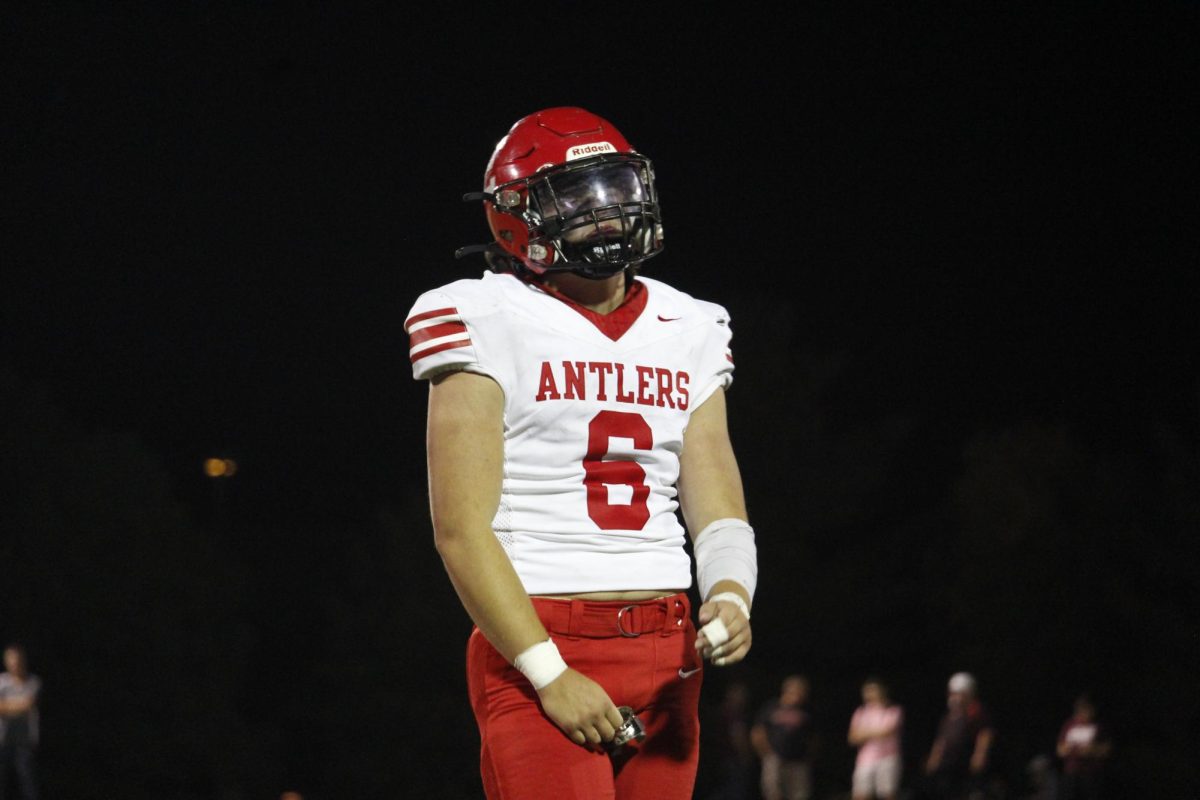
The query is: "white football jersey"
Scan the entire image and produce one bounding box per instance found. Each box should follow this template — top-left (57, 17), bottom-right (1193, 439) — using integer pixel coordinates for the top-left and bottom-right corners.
top-left (406, 272), bottom-right (734, 594)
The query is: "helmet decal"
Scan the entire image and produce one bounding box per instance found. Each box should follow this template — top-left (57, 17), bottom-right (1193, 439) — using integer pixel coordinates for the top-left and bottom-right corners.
top-left (566, 142), bottom-right (617, 161)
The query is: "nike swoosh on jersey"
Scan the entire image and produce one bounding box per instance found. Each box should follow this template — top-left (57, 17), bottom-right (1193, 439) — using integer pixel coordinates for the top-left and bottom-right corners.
top-left (678, 666), bottom-right (702, 679)
top-left (657, 315), bottom-right (682, 322)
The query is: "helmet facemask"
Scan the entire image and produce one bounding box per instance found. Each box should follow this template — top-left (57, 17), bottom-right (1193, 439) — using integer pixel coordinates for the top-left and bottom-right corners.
top-left (511, 154), bottom-right (663, 279)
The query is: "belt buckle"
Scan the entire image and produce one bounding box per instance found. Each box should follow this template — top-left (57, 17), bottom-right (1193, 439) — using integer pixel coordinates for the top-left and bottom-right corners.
top-left (616, 605), bottom-right (641, 638)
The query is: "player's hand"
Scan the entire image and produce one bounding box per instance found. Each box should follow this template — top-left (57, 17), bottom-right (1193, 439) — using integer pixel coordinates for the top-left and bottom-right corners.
top-left (695, 598), bottom-right (751, 666)
top-left (536, 668), bottom-right (624, 748)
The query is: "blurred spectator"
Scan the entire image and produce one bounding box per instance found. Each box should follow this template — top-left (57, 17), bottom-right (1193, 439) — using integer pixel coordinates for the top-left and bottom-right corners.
top-left (922, 672), bottom-right (993, 800)
top-left (751, 675), bottom-right (814, 800)
top-left (847, 677), bottom-right (903, 800)
top-left (1056, 695), bottom-right (1111, 800)
top-left (0, 645), bottom-right (41, 800)
top-left (706, 681), bottom-right (754, 800)
top-left (1020, 754), bottom-right (1058, 800)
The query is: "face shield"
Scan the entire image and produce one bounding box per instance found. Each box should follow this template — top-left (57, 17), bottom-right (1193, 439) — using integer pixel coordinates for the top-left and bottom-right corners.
top-left (532, 160), bottom-right (649, 219)
top-left (523, 154), bottom-right (663, 278)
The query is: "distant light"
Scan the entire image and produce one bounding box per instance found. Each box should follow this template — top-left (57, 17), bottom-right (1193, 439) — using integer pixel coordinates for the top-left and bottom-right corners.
top-left (204, 458), bottom-right (238, 478)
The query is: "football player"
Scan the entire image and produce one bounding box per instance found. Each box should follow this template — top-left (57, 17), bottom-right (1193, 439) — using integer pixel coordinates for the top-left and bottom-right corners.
top-left (407, 107), bottom-right (757, 799)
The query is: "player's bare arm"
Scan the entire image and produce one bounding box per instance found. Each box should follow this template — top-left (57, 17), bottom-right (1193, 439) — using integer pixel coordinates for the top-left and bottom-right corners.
top-left (427, 369), bottom-right (623, 746)
top-left (678, 387), bottom-right (754, 667)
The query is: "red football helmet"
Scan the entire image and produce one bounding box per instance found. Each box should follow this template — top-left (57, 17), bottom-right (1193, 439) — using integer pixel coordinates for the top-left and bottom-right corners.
top-left (458, 107), bottom-right (664, 279)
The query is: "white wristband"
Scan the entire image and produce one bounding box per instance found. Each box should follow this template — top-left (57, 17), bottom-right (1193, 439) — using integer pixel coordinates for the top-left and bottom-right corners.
top-left (512, 639), bottom-right (568, 690)
top-left (708, 591), bottom-right (750, 620)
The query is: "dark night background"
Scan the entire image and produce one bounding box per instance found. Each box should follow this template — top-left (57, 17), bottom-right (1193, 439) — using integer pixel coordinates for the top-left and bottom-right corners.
top-left (2, 6), bottom-right (1197, 799)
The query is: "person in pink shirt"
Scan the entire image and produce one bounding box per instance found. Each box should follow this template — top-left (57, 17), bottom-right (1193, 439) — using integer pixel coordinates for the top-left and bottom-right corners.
top-left (847, 677), bottom-right (903, 800)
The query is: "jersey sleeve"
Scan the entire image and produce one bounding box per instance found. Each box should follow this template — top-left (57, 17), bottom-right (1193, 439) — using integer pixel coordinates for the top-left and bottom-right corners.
top-left (690, 300), bottom-right (735, 410)
top-left (404, 288), bottom-right (485, 381)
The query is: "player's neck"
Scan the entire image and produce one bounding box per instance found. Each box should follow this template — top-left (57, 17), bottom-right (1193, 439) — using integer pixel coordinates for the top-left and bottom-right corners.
top-left (543, 271), bottom-right (626, 314)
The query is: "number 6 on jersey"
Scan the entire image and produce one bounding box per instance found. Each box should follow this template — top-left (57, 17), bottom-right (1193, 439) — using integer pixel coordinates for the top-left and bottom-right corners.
top-left (583, 410), bottom-right (652, 530)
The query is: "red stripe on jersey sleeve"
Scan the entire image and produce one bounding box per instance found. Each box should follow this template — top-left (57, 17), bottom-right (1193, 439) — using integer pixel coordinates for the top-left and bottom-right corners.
top-left (404, 306), bottom-right (458, 331)
top-left (409, 337), bottom-right (472, 364)
top-left (408, 320), bottom-right (468, 348)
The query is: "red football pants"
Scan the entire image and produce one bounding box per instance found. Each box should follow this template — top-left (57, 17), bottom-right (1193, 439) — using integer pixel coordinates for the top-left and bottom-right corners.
top-left (466, 593), bottom-right (704, 800)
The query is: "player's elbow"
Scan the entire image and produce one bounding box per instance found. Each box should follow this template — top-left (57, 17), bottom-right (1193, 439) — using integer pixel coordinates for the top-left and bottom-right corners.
top-left (432, 527), bottom-right (475, 576)
top-left (431, 509), bottom-right (494, 557)
top-left (432, 517), bottom-right (471, 555)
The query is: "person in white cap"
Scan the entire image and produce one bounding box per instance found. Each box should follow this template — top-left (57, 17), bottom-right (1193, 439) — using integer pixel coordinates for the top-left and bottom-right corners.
top-left (923, 672), bottom-right (994, 800)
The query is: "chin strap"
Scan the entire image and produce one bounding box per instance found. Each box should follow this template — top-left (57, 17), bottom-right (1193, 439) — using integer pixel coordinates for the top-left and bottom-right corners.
top-left (570, 263), bottom-right (630, 280)
top-left (453, 242), bottom-right (525, 277)
top-left (454, 243), bottom-right (498, 260)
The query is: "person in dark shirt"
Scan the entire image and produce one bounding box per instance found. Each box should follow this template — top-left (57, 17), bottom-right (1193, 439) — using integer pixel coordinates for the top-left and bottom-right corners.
top-left (1056, 695), bottom-right (1111, 800)
top-left (706, 682), bottom-right (754, 800)
top-left (923, 672), bottom-right (993, 800)
top-left (751, 675), bottom-right (814, 800)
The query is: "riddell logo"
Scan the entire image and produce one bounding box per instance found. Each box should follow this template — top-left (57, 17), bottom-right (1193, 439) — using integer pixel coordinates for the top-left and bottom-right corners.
top-left (566, 141), bottom-right (616, 161)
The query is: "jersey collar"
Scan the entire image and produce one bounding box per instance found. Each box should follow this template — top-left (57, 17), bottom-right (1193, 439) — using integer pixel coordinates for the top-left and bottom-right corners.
top-left (523, 274), bottom-right (649, 342)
